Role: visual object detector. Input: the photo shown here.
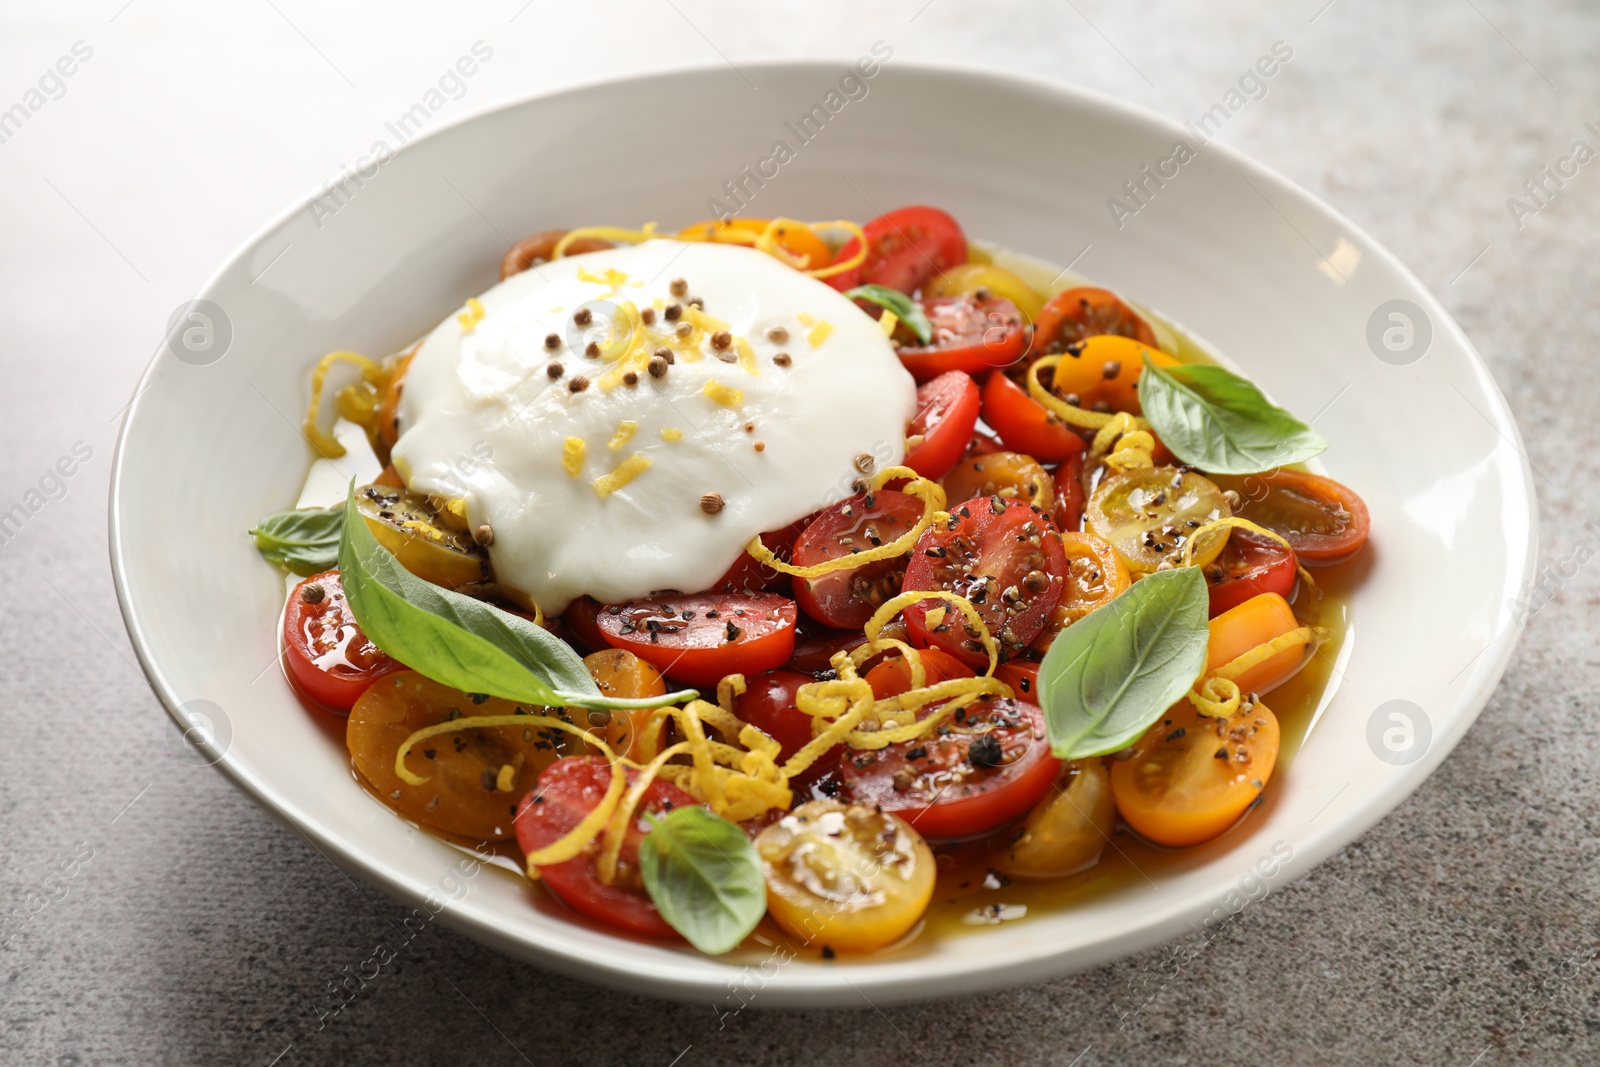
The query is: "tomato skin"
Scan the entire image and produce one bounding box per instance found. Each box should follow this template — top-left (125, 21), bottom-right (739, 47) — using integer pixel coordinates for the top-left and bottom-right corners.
top-left (1110, 699), bottom-right (1280, 848)
top-left (735, 669), bottom-right (841, 785)
top-left (827, 205), bottom-right (968, 294)
top-left (902, 497), bottom-right (1069, 667)
top-left (711, 518), bottom-right (807, 595)
top-left (994, 661), bottom-right (1040, 702)
top-left (595, 593), bottom-right (797, 688)
top-left (981, 370), bottom-right (1088, 463)
top-left (1031, 286), bottom-right (1158, 354)
top-left (785, 622), bottom-right (869, 676)
top-left (903, 371), bottom-right (981, 481)
top-left (1218, 470), bottom-right (1371, 565)
top-left (837, 697), bottom-right (1060, 841)
top-left (284, 570), bottom-right (404, 711)
top-left (864, 647), bottom-right (975, 700)
top-left (896, 296), bottom-right (1027, 380)
top-left (1052, 452), bottom-right (1086, 532)
top-left (1206, 530), bottom-right (1298, 617)
top-left (1207, 592), bottom-right (1306, 697)
top-left (791, 491), bottom-right (923, 630)
top-left (515, 757), bottom-right (696, 940)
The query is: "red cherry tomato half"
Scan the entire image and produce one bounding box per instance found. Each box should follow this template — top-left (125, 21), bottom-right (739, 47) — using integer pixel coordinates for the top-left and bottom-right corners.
top-left (1031, 286), bottom-right (1158, 355)
top-left (283, 570), bottom-right (404, 712)
top-left (896, 296), bottom-right (1027, 380)
top-left (792, 491), bottom-right (924, 630)
top-left (595, 593), bottom-right (797, 688)
top-left (515, 756), bottom-right (697, 940)
top-left (993, 661), bottom-right (1041, 703)
top-left (734, 669), bottom-right (841, 786)
top-left (980, 369), bottom-right (1088, 464)
top-left (1218, 470), bottom-right (1372, 565)
top-left (1051, 453), bottom-right (1086, 533)
top-left (827, 205), bottom-right (968, 294)
top-left (964, 427), bottom-right (1006, 459)
top-left (903, 371), bottom-right (981, 481)
top-left (1205, 529), bottom-right (1299, 617)
top-left (837, 696), bottom-right (1060, 841)
top-left (864, 647), bottom-right (975, 700)
top-left (902, 497), bottom-right (1069, 667)
top-left (711, 517), bottom-right (808, 595)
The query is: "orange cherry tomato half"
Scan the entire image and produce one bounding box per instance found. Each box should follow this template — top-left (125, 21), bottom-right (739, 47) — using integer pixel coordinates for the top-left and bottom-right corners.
top-left (837, 696), bottom-right (1060, 842)
top-left (941, 451), bottom-right (1054, 510)
top-left (595, 593), bottom-right (797, 688)
top-left (902, 496), bottom-right (1069, 666)
top-left (1031, 286), bottom-right (1159, 355)
top-left (1110, 698), bottom-right (1280, 848)
top-left (501, 229), bottom-right (614, 280)
top-left (980, 369), bottom-right (1088, 464)
top-left (283, 570), bottom-right (404, 712)
top-left (1204, 529), bottom-right (1298, 618)
top-left (1216, 469), bottom-right (1371, 565)
top-left (677, 218), bottom-right (833, 271)
top-left (896, 295), bottom-right (1027, 380)
top-left (1045, 335), bottom-right (1177, 416)
top-left (791, 490), bottom-right (923, 630)
top-left (1207, 592), bottom-right (1307, 697)
top-left (903, 370), bottom-right (981, 481)
top-left (515, 756), bottom-right (698, 940)
top-left (1031, 531), bottom-right (1131, 655)
top-left (376, 351), bottom-right (414, 451)
top-left (580, 649), bottom-right (667, 762)
top-left (826, 205), bottom-right (968, 294)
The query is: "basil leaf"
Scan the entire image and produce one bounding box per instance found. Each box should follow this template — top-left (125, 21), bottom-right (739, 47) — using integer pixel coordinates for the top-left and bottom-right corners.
top-left (1139, 354), bottom-right (1327, 475)
top-left (845, 284), bottom-right (933, 344)
top-left (639, 806), bottom-right (765, 955)
top-left (1037, 567), bottom-right (1209, 759)
top-left (336, 483), bottom-right (695, 710)
top-left (250, 505), bottom-right (343, 576)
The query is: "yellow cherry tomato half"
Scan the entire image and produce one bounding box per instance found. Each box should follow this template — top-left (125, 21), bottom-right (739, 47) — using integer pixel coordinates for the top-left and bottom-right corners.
top-left (925, 262), bottom-right (1046, 322)
top-left (1207, 592), bottom-right (1308, 697)
top-left (989, 759), bottom-right (1116, 879)
top-left (755, 800), bottom-right (936, 954)
top-left (347, 671), bottom-right (573, 840)
top-left (354, 483), bottom-right (488, 589)
top-left (1110, 698), bottom-right (1280, 848)
top-left (1085, 466), bottom-right (1232, 574)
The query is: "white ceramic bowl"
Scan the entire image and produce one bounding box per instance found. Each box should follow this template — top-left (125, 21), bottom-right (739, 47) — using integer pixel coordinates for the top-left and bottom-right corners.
top-left (110, 62), bottom-right (1536, 1007)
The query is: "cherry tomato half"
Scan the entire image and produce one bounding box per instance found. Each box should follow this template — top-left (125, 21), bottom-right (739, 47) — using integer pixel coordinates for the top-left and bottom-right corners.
top-left (1031, 286), bottom-right (1158, 355)
top-left (989, 759), bottom-right (1116, 879)
top-left (515, 756), bottom-right (698, 939)
top-left (1205, 529), bottom-right (1298, 617)
top-left (501, 229), bottom-right (614, 280)
top-left (981, 369), bottom-right (1088, 464)
top-left (1216, 469), bottom-right (1371, 565)
top-left (581, 649), bottom-right (667, 762)
top-left (284, 570), bottom-right (404, 711)
top-left (756, 800), bottom-right (936, 953)
top-left (827, 205), bottom-right (968, 294)
top-left (902, 497), bottom-right (1068, 666)
top-left (1045, 335), bottom-right (1177, 416)
top-left (1207, 592), bottom-right (1307, 697)
top-left (838, 696), bottom-right (1060, 841)
top-left (1110, 699), bottom-right (1280, 848)
top-left (994, 661), bottom-right (1040, 702)
top-left (711, 517), bottom-right (808, 595)
top-left (735, 669), bottom-right (842, 786)
top-left (791, 490), bottom-right (923, 630)
top-left (903, 371), bottom-right (981, 481)
top-left (1052, 452), bottom-right (1086, 532)
top-left (785, 620), bottom-right (870, 676)
top-left (595, 593), bottom-right (797, 688)
top-left (896, 295), bottom-right (1027, 380)
top-left (863, 647), bottom-right (975, 700)
top-left (1031, 530), bottom-right (1132, 655)
top-left (941, 451), bottom-right (1054, 510)
top-left (677, 218), bottom-right (833, 271)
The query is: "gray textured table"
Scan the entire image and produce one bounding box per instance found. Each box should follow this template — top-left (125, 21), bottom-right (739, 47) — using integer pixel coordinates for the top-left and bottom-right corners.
top-left (3, 1), bottom-right (1595, 1063)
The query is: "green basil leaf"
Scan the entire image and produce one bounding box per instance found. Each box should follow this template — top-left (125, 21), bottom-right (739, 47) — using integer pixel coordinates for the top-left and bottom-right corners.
top-left (1037, 567), bottom-right (1209, 759)
top-left (336, 483), bottom-right (695, 710)
top-left (250, 505), bottom-right (343, 576)
top-left (1139, 354), bottom-right (1328, 475)
top-left (845, 283), bottom-right (933, 344)
top-left (639, 806), bottom-right (765, 955)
